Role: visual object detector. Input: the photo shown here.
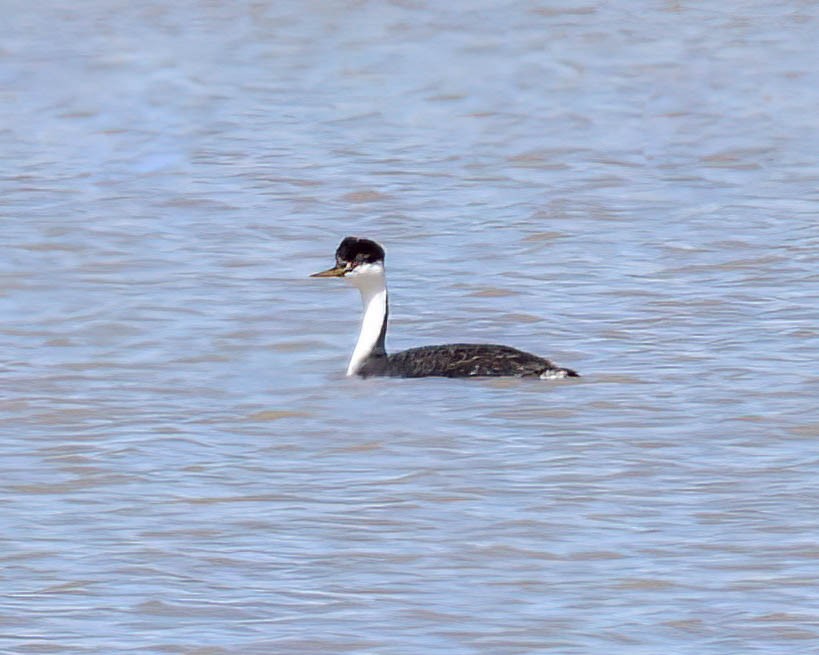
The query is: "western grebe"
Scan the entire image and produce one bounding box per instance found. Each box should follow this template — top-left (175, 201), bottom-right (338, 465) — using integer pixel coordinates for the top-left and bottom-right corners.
top-left (311, 236), bottom-right (579, 379)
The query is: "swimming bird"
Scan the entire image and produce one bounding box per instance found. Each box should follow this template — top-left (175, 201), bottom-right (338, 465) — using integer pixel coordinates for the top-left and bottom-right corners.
top-left (311, 236), bottom-right (579, 379)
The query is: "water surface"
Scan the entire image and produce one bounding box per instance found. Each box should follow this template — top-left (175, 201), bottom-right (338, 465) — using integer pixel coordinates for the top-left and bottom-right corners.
top-left (2, 1), bottom-right (819, 653)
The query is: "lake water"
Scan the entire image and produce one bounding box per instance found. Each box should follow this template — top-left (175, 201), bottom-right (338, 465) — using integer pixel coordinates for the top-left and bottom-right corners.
top-left (2, 1), bottom-right (819, 653)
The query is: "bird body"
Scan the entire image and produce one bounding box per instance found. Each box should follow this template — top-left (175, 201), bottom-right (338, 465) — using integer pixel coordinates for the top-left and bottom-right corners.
top-left (360, 343), bottom-right (576, 379)
top-left (311, 237), bottom-right (578, 380)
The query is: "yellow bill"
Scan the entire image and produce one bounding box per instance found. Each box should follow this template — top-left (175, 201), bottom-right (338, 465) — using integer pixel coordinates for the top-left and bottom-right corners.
top-left (310, 265), bottom-right (347, 278)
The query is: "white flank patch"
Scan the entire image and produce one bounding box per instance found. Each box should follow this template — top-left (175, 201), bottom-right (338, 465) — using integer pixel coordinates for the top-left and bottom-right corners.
top-left (539, 369), bottom-right (568, 380)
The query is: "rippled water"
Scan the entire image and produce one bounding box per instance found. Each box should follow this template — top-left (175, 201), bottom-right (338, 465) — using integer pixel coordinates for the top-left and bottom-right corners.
top-left (2, 1), bottom-right (819, 653)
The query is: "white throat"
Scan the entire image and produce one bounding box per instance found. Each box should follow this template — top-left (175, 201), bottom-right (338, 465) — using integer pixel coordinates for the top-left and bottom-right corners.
top-left (346, 263), bottom-right (388, 376)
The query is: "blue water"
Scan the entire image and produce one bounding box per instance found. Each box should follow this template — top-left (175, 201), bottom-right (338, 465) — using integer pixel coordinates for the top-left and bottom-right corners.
top-left (2, 2), bottom-right (818, 653)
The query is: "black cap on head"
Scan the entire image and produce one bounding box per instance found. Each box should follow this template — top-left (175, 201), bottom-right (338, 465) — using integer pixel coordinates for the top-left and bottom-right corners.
top-left (335, 237), bottom-right (385, 267)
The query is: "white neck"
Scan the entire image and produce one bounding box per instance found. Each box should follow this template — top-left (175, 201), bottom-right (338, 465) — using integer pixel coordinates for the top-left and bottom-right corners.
top-left (346, 264), bottom-right (388, 376)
